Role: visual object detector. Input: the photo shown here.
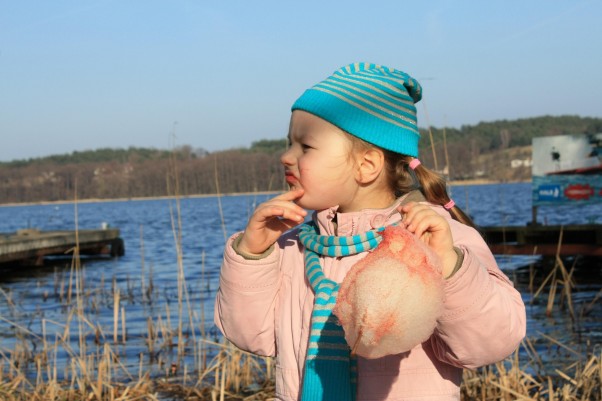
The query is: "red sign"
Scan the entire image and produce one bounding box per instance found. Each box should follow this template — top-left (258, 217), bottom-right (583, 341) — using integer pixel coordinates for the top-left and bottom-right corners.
top-left (564, 184), bottom-right (595, 200)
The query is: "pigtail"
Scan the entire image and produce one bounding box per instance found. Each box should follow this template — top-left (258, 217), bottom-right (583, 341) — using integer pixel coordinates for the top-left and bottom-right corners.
top-left (411, 161), bottom-right (476, 229)
top-left (382, 151), bottom-right (477, 229)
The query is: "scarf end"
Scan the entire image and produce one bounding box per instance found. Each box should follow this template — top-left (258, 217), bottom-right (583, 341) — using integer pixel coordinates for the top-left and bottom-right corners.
top-left (301, 358), bottom-right (356, 401)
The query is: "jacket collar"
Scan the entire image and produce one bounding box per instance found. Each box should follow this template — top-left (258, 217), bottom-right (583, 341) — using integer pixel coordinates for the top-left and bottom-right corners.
top-left (312, 190), bottom-right (426, 237)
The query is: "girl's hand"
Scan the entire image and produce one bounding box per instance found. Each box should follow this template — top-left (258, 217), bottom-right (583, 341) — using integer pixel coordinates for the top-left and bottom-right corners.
top-left (398, 202), bottom-right (458, 277)
top-left (238, 188), bottom-right (307, 255)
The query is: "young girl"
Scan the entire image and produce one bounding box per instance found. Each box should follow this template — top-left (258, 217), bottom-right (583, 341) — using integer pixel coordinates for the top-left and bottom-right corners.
top-left (214, 63), bottom-right (526, 401)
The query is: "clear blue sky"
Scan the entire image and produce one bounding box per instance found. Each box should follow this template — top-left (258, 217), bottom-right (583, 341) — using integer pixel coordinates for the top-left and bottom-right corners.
top-left (1, 0), bottom-right (601, 162)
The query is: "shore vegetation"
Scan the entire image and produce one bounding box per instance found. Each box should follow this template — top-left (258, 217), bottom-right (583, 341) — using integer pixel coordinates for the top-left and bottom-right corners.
top-left (1, 115), bottom-right (601, 205)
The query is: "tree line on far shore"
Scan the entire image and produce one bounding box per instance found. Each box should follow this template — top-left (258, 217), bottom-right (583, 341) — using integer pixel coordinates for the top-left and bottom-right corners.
top-left (1, 115), bottom-right (601, 204)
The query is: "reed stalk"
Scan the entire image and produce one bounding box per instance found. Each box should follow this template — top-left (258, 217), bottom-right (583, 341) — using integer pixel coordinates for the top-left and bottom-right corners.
top-left (114, 288), bottom-right (120, 343)
top-left (140, 225), bottom-right (146, 302)
top-left (420, 100), bottom-right (439, 171)
top-left (214, 156), bottom-right (228, 243)
top-left (121, 306), bottom-right (126, 344)
top-left (528, 246), bottom-right (538, 296)
top-left (443, 123), bottom-right (451, 182)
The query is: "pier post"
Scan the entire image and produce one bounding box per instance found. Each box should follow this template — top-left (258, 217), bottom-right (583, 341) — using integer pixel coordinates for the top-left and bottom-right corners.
top-left (531, 206), bottom-right (539, 226)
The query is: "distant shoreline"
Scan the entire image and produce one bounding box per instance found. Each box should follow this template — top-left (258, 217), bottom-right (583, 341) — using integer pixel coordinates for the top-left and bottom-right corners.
top-left (0, 191), bottom-right (280, 208)
top-left (0, 180), bottom-right (531, 207)
top-left (449, 179), bottom-right (529, 186)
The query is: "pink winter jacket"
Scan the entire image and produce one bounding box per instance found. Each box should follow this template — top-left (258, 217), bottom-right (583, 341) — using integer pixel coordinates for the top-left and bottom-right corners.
top-left (214, 194), bottom-right (526, 401)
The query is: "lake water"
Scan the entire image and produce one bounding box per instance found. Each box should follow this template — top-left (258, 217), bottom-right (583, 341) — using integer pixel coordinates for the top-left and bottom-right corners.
top-left (0, 182), bottom-right (601, 383)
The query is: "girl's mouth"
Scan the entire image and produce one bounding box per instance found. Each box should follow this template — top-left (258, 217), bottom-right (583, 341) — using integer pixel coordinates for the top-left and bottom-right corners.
top-left (285, 172), bottom-right (298, 185)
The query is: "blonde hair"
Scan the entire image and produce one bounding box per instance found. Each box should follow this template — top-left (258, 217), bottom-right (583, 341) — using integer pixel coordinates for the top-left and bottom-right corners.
top-left (348, 135), bottom-right (476, 229)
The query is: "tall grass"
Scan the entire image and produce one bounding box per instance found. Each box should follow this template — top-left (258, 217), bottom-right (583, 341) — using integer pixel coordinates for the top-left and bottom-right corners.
top-left (0, 306), bottom-right (599, 400)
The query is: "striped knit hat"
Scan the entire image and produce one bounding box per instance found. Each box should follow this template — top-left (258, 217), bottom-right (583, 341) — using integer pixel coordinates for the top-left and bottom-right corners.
top-left (292, 62), bottom-right (423, 157)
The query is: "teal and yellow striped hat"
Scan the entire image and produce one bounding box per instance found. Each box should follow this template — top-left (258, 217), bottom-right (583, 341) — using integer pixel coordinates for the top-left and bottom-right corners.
top-left (292, 62), bottom-right (422, 157)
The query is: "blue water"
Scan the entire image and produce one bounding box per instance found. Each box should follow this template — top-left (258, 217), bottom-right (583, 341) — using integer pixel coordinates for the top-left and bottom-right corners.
top-left (0, 182), bottom-right (600, 381)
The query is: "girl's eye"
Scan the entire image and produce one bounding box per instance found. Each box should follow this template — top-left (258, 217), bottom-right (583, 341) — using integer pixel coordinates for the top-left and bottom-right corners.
top-left (301, 144), bottom-right (312, 151)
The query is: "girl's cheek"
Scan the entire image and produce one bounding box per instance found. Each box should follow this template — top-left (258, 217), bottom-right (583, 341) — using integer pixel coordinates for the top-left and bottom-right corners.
top-left (298, 168), bottom-right (312, 185)
top-left (298, 159), bottom-right (312, 176)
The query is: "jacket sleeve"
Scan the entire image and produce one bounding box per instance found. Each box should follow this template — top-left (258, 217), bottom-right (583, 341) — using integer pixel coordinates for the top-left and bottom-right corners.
top-left (214, 233), bottom-right (282, 357)
top-left (430, 219), bottom-right (527, 369)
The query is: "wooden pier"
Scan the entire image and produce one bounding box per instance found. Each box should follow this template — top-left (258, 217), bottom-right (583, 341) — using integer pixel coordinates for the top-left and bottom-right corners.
top-left (0, 228), bottom-right (124, 266)
top-left (481, 224), bottom-right (602, 256)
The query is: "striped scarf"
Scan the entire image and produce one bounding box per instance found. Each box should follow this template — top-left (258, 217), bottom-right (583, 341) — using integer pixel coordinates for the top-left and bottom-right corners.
top-left (298, 222), bottom-right (383, 401)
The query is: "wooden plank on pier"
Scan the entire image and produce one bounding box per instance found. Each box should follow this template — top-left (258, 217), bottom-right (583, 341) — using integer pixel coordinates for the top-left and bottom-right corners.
top-left (481, 224), bottom-right (602, 256)
top-left (0, 228), bottom-right (124, 265)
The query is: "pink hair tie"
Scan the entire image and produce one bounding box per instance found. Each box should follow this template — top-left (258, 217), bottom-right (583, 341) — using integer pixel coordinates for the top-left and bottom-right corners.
top-left (409, 158), bottom-right (421, 170)
top-left (443, 199), bottom-right (455, 210)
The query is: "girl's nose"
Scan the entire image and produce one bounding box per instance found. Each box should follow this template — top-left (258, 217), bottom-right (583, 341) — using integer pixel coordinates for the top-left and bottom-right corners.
top-left (280, 147), bottom-right (295, 166)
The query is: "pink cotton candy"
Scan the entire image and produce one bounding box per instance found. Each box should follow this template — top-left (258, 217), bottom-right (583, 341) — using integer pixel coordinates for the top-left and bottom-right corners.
top-left (333, 225), bottom-right (444, 359)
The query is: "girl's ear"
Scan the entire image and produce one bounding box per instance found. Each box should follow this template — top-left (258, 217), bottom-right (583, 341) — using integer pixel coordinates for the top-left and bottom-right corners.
top-left (355, 148), bottom-right (385, 184)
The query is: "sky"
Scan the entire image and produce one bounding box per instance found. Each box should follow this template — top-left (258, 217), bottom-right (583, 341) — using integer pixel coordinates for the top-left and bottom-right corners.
top-left (1, 0), bottom-right (601, 162)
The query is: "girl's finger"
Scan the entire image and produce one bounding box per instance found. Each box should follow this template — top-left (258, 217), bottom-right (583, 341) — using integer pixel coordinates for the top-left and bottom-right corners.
top-left (255, 202), bottom-right (306, 221)
top-left (278, 207), bottom-right (306, 223)
top-left (252, 204), bottom-right (306, 228)
top-left (252, 190), bottom-right (307, 218)
top-left (410, 216), bottom-right (439, 237)
top-left (403, 206), bottom-right (432, 228)
top-left (273, 188), bottom-right (305, 202)
top-left (399, 202), bottom-right (428, 221)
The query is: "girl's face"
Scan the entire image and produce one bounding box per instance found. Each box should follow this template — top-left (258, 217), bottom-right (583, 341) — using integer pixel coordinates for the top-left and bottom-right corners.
top-left (281, 110), bottom-right (361, 212)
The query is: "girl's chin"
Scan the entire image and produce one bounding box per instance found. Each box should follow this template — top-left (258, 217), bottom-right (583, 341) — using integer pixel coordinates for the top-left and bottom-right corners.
top-left (294, 198), bottom-right (333, 212)
top-left (292, 196), bottom-right (312, 210)
top-left (287, 189), bottom-right (334, 211)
